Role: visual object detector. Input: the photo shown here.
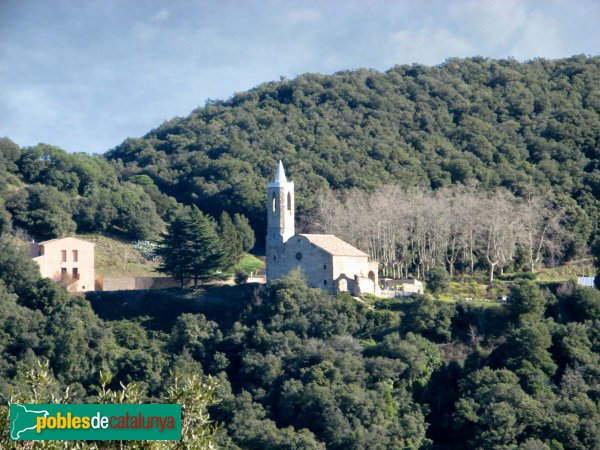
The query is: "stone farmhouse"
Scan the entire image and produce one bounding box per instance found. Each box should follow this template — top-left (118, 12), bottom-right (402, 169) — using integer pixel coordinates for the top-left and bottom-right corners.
top-left (30, 237), bottom-right (95, 293)
top-left (266, 161), bottom-right (379, 296)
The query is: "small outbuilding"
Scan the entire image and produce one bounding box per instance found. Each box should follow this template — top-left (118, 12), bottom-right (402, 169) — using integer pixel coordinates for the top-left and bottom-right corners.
top-left (380, 278), bottom-right (424, 295)
top-left (577, 276), bottom-right (597, 288)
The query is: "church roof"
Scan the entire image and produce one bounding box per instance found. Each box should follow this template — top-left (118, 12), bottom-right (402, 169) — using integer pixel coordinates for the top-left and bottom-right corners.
top-left (299, 234), bottom-right (368, 257)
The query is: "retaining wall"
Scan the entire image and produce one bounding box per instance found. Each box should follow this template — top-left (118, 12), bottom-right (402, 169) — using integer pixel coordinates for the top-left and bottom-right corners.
top-left (97, 276), bottom-right (181, 291)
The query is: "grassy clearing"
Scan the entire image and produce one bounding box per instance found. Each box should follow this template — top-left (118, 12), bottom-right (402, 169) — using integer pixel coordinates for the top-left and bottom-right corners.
top-left (535, 259), bottom-right (595, 282)
top-left (445, 281), bottom-right (489, 299)
top-left (236, 254), bottom-right (265, 274)
top-left (429, 294), bottom-right (501, 308)
top-left (77, 233), bottom-right (161, 277)
top-left (80, 232), bottom-right (265, 279)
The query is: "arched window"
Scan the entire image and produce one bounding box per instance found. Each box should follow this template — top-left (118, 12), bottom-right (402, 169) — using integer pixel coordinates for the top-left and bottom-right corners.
top-left (287, 192), bottom-right (292, 211)
top-left (338, 279), bottom-right (347, 292)
top-left (368, 271), bottom-right (376, 283)
top-left (271, 194), bottom-right (276, 212)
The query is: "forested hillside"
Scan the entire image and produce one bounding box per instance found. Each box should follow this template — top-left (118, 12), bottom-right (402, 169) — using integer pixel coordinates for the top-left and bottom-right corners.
top-left (3, 246), bottom-right (600, 449)
top-left (106, 56), bottom-right (600, 253)
top-left (0, 139), bottom-right (172, 241)
top-left (0, 139), bottom-right (253, 257)
top-left (2, 55), bottom-right (600, 448)
top-left (1, 56), bottom-right (599, 273)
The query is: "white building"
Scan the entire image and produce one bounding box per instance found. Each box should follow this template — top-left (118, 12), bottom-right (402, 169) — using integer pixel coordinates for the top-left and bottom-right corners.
top-left (577, 276), bottom-right (597, 288)
top-left (30, 237), bottom-right (95, 292)
top-left (266, 161), bottom-right (379, 296)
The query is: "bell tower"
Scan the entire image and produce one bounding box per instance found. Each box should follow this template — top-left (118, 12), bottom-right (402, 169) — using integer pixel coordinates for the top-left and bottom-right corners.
top-left (266, 161), bottom-right (294, 279)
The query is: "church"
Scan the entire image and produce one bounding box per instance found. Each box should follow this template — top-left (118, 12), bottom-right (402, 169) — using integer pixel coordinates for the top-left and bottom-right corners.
top-left (266, 161), bottom-right (379, 296)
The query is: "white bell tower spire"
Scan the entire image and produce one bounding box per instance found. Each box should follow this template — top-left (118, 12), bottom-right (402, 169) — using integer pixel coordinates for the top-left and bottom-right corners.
top-left (266, 161), bottom-right (294, 284)
top-left (266, 161), bottom-right (295, 247)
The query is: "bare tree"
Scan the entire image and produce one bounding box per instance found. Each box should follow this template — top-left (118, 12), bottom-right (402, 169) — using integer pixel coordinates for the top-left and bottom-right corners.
top-left (477, 190), bottom-right (519, 283)
top-left (308, 184), bottom-right (567, 284)
top-left (519, 192), bottom-right (570, 272)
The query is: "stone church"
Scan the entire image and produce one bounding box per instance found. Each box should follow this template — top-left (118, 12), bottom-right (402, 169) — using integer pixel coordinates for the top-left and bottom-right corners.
top-left (266, 161), bottom-right (379, 296)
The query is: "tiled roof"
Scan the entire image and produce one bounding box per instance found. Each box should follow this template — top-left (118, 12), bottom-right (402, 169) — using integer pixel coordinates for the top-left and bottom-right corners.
top-left (299, 234), bottom-right (368, 257)
top-left (37, 236), bottom-right (95, 246)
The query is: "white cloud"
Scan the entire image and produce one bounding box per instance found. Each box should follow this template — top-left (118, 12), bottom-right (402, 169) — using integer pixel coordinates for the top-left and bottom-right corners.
top-left (132, 22), bottom-right (158, 41)
top-left (448, 0), bottom-right (528, 49)
top-left (1, 0), bottom-right (599, 153)
top-left (132, 8), bottom-right (171, 42)
top-left (509, 12), bottom-right (567, 60)
top-left (285, 7), bottom-right (322, 24)
top-left (151, 8), bottom-right (170, 22)
top-left (390, 28), bottom-right (477, 66)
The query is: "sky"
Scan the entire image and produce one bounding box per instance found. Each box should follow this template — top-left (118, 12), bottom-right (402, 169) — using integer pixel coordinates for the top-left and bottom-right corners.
top-left (1, 0), bottom-right (599, 154)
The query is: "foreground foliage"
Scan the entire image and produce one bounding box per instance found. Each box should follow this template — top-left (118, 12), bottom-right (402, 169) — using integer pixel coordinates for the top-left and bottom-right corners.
top-left (0, 361), bottom-right (221, 449)
top-left (3, 232), bottom-right (600, 449)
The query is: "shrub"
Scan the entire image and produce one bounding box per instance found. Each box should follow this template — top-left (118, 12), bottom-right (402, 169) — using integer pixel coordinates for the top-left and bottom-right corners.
top-left (234, 269), bottom-right (249, 285)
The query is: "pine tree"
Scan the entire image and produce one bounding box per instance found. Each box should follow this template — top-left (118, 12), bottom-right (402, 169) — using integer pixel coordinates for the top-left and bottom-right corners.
top-left (218, 212), bottom-right (243, 271)
top-left (156, 207), bottom-right (225, 288)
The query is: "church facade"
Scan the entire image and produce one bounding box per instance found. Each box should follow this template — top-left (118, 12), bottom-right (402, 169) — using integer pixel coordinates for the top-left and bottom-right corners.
top-left (266, 161), bottom-right (379, 296)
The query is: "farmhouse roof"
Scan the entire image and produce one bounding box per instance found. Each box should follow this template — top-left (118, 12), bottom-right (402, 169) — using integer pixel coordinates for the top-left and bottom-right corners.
top-left (36, 237), bottom-right (95, 246)
top-left (300, 234), bottom-right (368, 257)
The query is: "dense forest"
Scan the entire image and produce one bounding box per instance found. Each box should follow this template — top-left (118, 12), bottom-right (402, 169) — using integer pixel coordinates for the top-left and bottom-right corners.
top-left (1, 56), bottom-right (599, 260)
top-left (105, 55), bottom-right (600, 253)
top-left (1, 55), bottom-right (600, 448)
top-left (0, 138), bottom-right (175, 241)
top-left (2, 240), bottom-right (600, 448)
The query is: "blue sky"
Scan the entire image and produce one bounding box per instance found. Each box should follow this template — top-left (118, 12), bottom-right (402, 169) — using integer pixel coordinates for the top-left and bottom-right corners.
top-left (1, 0), bottom-right (599, 154)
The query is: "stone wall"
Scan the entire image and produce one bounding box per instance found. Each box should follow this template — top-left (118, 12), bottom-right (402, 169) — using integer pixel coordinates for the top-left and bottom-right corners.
top-left (98, 276), bottom-right (181, 291)
top-left (332, 255), bottom-right (379, 295)
top-left (247, 276), bottom-right (266, 284)
top-left (267, 235), bottom-right (380, 296)
top-left (267, 235), bottom-right (333, 290)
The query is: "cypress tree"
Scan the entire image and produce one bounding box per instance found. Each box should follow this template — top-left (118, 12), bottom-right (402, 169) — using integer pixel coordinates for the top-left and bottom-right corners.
top-left (233, 213), bottom-right (255, 252)
top-left (218, 212), bottom-right (243, 271)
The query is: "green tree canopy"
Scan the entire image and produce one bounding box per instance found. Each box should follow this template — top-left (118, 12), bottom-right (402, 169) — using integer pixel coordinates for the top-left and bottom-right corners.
top-left (218, 212), bottom-right (244, 271)
top-left (507, 280), bottom-right (547, 319)
top-left (233, 213), bottom-right (255, 252)
top-left (6, 184), bottom-right (76, 239)
top-left (156, 207), bottom-right (226, 287)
